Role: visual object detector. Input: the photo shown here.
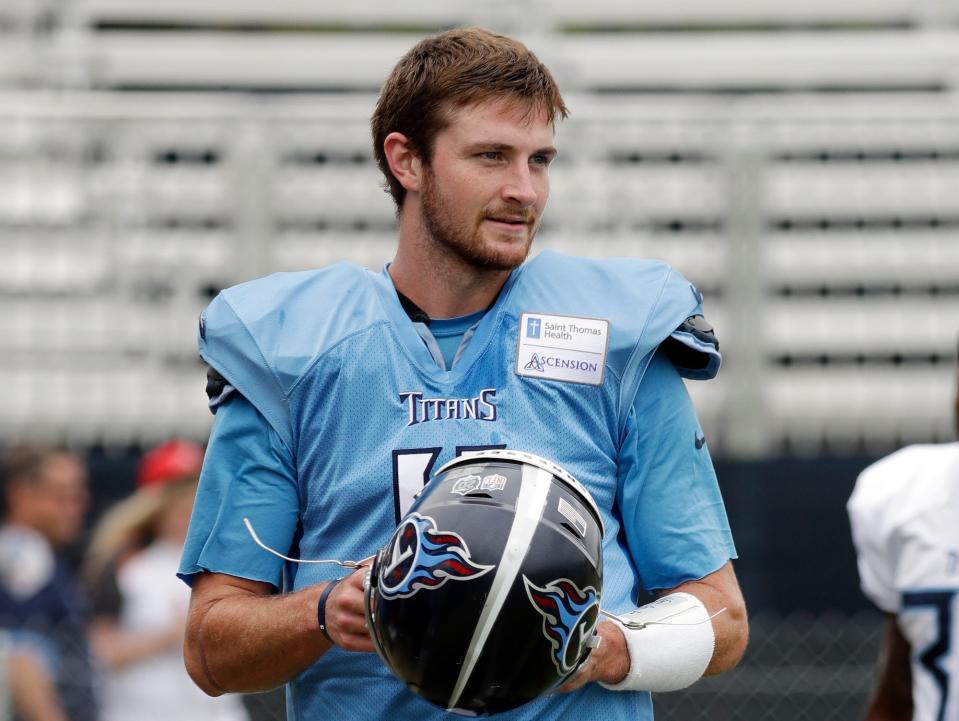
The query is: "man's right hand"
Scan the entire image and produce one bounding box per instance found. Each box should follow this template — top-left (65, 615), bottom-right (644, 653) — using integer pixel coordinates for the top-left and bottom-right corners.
top-left (321, 568), bottom-right (375, 652)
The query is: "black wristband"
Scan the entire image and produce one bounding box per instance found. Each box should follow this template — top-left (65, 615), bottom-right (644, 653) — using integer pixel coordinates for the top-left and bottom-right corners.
top-left (317, 577), bottom-right (344, 643)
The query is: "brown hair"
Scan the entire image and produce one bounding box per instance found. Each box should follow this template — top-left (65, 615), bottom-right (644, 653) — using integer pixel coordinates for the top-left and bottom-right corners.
top-left (371, 26), bottom-right (568, 209)
top-left (2, 444), bottom-right (68, 489)
top-left (83, 477), bottom-right (198, 584)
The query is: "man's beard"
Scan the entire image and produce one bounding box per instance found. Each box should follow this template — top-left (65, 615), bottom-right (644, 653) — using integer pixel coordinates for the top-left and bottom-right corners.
top-left (419, 168), bottom-right (536, 272)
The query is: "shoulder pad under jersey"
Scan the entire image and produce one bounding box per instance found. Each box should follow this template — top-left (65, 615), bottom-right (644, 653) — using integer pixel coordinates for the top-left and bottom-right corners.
top-left (521, 251), bottom-right (721, 381)
top-left (662, 313), bottom-right (720, 380)
top-left (197, 263), bottom-right (381, 448)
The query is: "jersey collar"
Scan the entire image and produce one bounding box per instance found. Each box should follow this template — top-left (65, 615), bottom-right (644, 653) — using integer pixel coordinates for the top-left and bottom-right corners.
top-left (368, 263), bottom-right (525, 382)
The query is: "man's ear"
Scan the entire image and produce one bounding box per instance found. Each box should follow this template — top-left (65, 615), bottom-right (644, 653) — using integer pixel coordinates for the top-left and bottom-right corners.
top-left (383, 132), bottom-right (423, 195)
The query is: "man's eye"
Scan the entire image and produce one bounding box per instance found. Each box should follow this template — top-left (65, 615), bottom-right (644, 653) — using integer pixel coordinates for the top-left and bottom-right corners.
top-left (531, 155), bottom-right (551, 166)
top-left (480, 151), bottom-right (501, 161)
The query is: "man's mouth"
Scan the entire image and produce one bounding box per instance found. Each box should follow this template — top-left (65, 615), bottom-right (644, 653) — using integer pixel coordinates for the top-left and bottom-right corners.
top-left (485, 216), bottom-right (531, 228)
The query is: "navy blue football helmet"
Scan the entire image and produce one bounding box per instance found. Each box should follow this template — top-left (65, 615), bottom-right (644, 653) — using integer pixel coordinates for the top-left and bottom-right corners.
top-left (364, 449), bottom-right (604, 716)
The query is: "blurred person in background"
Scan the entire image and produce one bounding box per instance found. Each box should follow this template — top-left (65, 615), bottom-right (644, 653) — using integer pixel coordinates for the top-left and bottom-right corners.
top-left (83, 440), bottom-right (248, 721)
top-left (0, 445), bottom-right (97, 721)
top-left (848, 343), bottom-right (959, 721)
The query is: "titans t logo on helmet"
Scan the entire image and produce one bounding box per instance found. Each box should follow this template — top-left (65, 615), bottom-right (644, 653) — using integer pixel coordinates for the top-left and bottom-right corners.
top-left (524, 576), bottom-right (600, 675)
top-left (379, 514), bottom-right (494, 599)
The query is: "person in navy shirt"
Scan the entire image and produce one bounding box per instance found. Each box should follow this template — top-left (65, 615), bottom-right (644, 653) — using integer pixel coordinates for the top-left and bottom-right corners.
top-left (0, 445), bottom-right (97, 721)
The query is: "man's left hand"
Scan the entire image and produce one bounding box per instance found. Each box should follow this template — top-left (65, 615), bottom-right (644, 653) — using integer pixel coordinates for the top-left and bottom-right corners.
top-left (556, 619), bottom-right (629, 692)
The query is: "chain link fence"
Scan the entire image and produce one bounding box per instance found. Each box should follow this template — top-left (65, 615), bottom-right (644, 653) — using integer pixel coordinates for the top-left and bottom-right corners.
top-left (655, 610), bottom-right (882, 721)
top-left (1, 608), bottom-right (882, 720)
top-left (229, 610), bottom-right (884, 721)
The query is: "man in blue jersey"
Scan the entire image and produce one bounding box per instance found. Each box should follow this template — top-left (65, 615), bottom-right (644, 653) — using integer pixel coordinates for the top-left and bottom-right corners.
top-left (180, 26), bottom-right (748, 719)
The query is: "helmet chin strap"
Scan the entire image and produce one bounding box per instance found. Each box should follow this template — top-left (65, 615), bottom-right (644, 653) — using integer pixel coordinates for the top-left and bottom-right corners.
top-left (242, 517), bottom-right (372, 568)
top-left (599, 606), bottom-right (727, 629)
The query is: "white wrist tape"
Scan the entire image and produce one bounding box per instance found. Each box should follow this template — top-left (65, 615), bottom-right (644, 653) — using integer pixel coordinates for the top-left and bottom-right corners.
top-left (599, 592), bottom-right (715, 693)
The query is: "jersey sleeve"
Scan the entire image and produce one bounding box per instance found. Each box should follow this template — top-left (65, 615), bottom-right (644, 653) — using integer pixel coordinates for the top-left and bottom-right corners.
top-left (613, 263), bottom-right (721, 431)
top-left (199, 291), bottom-right (294, 450)
top-left (178, 392), bottom-right (300, 589)
top-left (847, 463), bottom-right (901, 613)
top-left (616, 351), bottom-right (736, 591)
top-left (649, 268), bottom-right (721, 382)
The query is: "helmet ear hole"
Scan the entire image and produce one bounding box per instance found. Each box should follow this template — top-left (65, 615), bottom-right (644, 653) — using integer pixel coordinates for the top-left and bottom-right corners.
top-left (364, 450), bottom-right (604, 716)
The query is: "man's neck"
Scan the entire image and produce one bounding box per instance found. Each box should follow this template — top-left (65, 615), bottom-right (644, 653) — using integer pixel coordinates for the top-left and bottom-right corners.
top-left (390, 208), bottom-right (512, 319)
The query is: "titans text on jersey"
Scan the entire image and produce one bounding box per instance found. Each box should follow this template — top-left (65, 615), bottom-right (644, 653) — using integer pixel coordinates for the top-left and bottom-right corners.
top-left (399, 389), bottom-right (498, 426)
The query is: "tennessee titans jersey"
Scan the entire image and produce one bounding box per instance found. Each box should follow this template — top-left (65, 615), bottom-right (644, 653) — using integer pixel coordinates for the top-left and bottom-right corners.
top-left (849, 443), bottom-right (959, 721)
top-left (180, 249), bottom-right (736, 721)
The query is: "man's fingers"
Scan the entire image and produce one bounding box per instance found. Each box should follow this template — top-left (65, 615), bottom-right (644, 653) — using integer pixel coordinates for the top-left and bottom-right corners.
top-left (556, 666), bottom-right (589, 693)
top-left (323, 573), bottom-right (373, 649)
top-left (344, 567), bottom-right (368, 588)
top-left (332, 612), bottom-right (369, 636)
top-left (336, 589), bottom-right (367, 615)
top-left (337, 633), bottom-right (376, 653)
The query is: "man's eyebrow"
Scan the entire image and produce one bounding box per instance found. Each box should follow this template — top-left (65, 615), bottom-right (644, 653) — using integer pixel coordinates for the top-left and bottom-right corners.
top-left (463, 142), bottom-right (558, 157)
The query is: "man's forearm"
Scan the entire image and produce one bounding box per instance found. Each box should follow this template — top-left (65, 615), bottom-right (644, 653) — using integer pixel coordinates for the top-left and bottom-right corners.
top-left (863, 615), bottom-right (913, 721)
top-left (672, 562), bottom-right (749, 676)
top-left (184, 573), bottom-right (330, 695)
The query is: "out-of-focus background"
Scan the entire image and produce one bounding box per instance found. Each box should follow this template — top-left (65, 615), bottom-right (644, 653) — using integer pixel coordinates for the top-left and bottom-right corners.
top-left (1, 1), bottom-right (958, 719)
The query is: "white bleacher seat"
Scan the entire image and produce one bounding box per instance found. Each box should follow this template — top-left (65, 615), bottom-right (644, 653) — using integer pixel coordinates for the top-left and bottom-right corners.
top-left (75, 29), bottom-right (959, 92)
top-left (764, 296), bottom-right (959, 356)
top-left (272, 165), bottom-right (393, 225)
top-left (0, 364), bottom-right (211, 445)
top-left (547, 0), bottom-right (935, 27)
top-left (272, 121), bottom-right (375, 161)
top-left (273, 231), bottom-right (396, 271)
top-left (116, 230), bottom-right (232, 277)
top-left (70, 0), bottom-right (959, 31)
top-left (599, 165), bottom-right (724, 219)
top-left (766, 231), bottom-right (959, 286)
top-left (0, 168), bottom-right (86, 225)
top-left (84, 33), bottom-right (411, 89)
top-left (0, 235), bottom-right (111, 292)
top-left (134, 165), bottom-right (231, 217)
top-left (766, 161), bottom-right (959, 217)
top-left (766, 365), bottom-right (956, 446)
top-left (550, 31), bottom-right (959, 91)
top-left (71, 0), bottom-right (490, 28)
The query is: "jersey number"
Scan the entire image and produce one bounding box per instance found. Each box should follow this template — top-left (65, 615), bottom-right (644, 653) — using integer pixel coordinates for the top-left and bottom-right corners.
top-left (902, 589), bottom-right (956, 721)
top-left (391, 445), bottom-right (506, 523)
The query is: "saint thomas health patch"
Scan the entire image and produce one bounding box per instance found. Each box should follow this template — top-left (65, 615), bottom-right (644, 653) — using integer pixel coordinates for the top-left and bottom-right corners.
top-left (516, 312), bottom-right (609, 386)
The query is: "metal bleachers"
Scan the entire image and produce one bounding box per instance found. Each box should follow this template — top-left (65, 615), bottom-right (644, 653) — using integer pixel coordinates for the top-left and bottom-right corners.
top-left (1, 2), bottom-right (958, 453)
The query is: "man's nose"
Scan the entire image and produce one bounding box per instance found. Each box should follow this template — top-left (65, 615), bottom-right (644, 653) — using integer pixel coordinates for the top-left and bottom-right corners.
top-left (501, 164), bottom-right (538, 207)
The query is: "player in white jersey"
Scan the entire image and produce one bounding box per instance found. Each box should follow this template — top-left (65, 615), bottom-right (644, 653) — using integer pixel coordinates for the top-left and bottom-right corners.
top-left (848, 360), bottom-right (959, 721)
top-left (179, 27), bottom-right (748, 720)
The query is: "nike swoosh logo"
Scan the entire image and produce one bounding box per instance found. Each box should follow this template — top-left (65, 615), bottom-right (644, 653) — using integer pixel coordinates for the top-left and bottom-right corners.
top-left (695, 433), bottom-right (706, 450)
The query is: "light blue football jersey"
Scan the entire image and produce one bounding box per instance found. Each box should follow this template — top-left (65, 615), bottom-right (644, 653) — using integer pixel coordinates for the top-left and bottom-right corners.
top-left (180, 249), bottom-right (736, 721)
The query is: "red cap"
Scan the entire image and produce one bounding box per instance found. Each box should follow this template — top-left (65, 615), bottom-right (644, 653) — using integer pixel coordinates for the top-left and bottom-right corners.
top-left (137, 440), bottom-right (204, 490)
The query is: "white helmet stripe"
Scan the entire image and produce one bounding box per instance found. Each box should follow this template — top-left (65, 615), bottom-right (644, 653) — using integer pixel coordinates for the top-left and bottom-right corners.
top-left (446, 464), bottom-right (553, 711)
